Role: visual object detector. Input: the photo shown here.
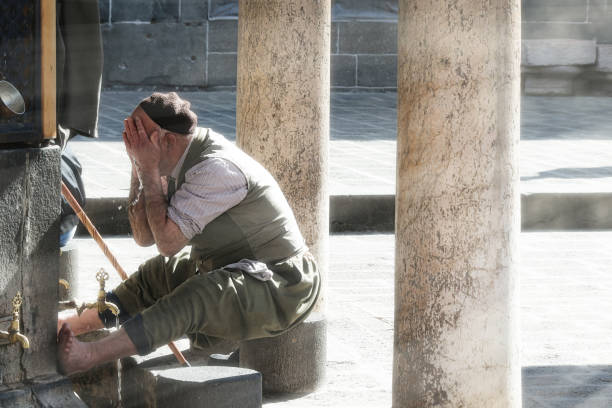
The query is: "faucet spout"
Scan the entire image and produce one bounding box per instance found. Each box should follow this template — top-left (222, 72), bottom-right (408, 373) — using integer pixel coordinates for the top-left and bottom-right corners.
top-left (0, 292), bottom-right (30, 349)
top-left (101, 301), bottom-right (119, 316)
top-left (11, 332), bottom-right (29, 349)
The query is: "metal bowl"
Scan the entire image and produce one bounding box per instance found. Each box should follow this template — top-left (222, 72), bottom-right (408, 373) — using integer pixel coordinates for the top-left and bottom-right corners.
top-left (0, 80), bottom-right (25, 118)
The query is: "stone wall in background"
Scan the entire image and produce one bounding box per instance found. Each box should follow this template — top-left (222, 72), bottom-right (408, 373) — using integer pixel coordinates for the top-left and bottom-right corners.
top-left (522, 0), bottom-right (612, 95)
top-left (99, 0), bottom-right (612, 94)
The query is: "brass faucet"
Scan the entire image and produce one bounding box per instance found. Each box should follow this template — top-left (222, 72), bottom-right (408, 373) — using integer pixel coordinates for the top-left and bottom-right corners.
top-left (0, 292), bottom-right (30, 349)
top-left (59, 279), bottom-right (70, 291)
top-left (78, 269), bottom-right (119, 317)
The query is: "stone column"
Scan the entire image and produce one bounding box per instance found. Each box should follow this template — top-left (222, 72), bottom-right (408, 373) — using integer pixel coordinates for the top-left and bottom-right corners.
top-left (236, 0), bottom-right (330, 393)
top-left (0, 147), bottom-right (85, 407)
top-left (393, 0), bottom-right (521, 407)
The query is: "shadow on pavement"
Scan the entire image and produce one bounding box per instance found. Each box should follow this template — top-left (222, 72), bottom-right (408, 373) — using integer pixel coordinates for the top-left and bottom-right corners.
top-left (523, 365), bottom-right (612, 408)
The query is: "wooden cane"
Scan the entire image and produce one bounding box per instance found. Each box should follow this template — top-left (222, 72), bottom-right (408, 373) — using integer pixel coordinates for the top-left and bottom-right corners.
top-left (61, 181), bottom-right (190, 367)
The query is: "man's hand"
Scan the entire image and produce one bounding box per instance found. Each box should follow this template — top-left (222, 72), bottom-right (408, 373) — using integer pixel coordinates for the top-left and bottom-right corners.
top-left (123, 117), bottom-right (162, 174)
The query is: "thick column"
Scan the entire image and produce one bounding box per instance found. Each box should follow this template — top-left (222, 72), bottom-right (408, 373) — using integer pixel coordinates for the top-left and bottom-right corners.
top-left (394, 0), bottom-right (521, 407)
top-left (236, 0), bottom-right (330, 393)
top-left (0, 147), bottom-right (85, 407)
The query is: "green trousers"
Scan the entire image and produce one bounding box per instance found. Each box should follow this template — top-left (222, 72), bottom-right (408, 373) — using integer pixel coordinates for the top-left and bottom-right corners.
top-left (112, 250), bottom-right (320, 355)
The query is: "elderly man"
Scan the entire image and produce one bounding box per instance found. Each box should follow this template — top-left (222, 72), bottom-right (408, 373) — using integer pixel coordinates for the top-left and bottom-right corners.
top-left (58, 93), bottom-right (320, 374)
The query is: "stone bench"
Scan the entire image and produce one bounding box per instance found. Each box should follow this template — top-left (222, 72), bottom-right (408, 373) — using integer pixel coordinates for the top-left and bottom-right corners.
top-left (70, 332), bottom-right (262, 408)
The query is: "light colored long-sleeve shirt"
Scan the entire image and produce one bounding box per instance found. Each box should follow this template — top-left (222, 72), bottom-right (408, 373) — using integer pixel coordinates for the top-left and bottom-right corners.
top-left (167, 151), bottom-right (248, 240)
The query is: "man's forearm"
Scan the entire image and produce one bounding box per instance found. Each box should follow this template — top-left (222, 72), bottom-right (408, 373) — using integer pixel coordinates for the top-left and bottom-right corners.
top-left (127, 165), bottom-right (154, 246)
top-left (140, 168), bottom-right (188, 257)
top-left (141, 169), bottom-right (173, 254)
top-left (141, 169), bottom-right (167, 232)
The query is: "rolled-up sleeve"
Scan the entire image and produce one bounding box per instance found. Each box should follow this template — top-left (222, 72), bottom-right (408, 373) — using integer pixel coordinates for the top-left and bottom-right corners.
top-left (167, 158), bottom-right (248, 240)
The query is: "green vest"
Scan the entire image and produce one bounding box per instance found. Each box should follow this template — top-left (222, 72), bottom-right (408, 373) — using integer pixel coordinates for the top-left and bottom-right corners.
top-left (169, 128), bottom-right (306, 269)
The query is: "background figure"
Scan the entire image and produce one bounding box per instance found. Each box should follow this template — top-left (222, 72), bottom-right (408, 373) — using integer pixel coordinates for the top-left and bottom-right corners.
top-left (56, 0), bottom-right (103, 245)
top-left (60, 145), bottom-right (86, 247)
top-left (56, 0), bottom-right (103, 144)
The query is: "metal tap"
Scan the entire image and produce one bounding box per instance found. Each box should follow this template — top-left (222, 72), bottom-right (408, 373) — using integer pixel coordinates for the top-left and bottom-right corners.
top-left (0, 292), bottom-right (30, 349)
top-left (59, 279), bottom-right (70, 291)
top-left (79, 269), bottom-right (119, 316)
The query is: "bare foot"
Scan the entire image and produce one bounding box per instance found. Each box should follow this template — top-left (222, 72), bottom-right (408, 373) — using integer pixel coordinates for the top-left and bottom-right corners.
top-left (57, 323), bottom-right (94, 375)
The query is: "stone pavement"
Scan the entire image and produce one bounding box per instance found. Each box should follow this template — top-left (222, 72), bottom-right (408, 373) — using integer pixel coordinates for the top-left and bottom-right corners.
top-left (69, 232), bottom-right (612, 408)
top-left (70, 92), bottom-right (612, 199)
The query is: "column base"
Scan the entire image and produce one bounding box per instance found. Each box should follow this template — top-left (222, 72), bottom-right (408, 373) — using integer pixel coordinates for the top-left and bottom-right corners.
top-left (239, 314), bottom-right (326, 394)
top-left (59, 242), bottom-right (80, 301)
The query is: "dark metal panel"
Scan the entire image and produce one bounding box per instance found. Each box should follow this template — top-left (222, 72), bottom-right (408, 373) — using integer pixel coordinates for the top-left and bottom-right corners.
top-left (0, 0), bottom-right (43, 144)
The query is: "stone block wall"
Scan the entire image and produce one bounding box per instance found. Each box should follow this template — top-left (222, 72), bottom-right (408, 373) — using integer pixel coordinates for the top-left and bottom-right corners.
top-left (99, 0), bottom-right (399, 90)
top-left (522, 0), bottom-right (612, 95)
top-left (99, 0), bottom-right (612, 94)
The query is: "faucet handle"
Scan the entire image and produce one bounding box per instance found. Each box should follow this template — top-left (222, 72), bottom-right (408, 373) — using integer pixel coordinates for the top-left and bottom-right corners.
top-left (96, 269), bottom-right (109, 288)
top-left (59, 279), bottom-right (70, 290)
top-left (12, 292), bottom-right (22, 315)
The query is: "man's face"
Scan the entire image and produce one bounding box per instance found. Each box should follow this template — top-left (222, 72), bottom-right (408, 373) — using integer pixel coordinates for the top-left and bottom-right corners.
top-left (129, 107), bottom-right (173, 175)
top-left (130, 107), bottom-right (160, 140)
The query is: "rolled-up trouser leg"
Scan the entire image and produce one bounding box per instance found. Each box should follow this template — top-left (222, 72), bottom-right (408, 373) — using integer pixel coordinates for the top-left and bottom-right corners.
top-left (113, 251), bottom-right (197, 316)
top-left (124, 251), bottom-right (320, 355)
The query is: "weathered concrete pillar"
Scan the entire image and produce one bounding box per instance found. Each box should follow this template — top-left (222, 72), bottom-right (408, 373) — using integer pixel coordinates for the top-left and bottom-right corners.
top-left (393, 0), bottom-right (521, 407)
top-left (236, 0), bottom-right (330, 393)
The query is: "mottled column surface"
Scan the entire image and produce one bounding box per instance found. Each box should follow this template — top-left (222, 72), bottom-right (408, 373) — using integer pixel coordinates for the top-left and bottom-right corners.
top-left (236, 0), bottom-right (330, 393)
top-left (394, 0), bottom-right (521, 407)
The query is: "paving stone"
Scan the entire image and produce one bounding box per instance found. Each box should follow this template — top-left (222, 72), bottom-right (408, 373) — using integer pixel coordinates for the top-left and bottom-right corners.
top-left (180, 0), bottom-right (209, 22)
top-left (209, 0), bottom-right (238, 19)
top-left (102, 23), bottom-right (207, 86)
top-left (209, 20), bottom-right (238, 52)
top-left (331, 54), bottom-right (356, 88)
top-left (357, 55), bottom-right (397, 87)
top-left (207, 53), bottom-right (237, 87)
top-left (338, 21), bottom-right (397, 54)
top-left (523, 39), bottom-right (597, 66)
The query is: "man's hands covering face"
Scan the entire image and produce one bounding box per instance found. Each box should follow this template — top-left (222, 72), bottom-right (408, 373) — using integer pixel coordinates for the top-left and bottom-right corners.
top-left (123, 117), bottom-right (162, 174)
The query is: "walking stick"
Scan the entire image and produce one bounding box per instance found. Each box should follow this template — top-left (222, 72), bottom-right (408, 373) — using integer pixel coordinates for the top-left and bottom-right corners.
top-left (61, 181), bottom-right (190, 367)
